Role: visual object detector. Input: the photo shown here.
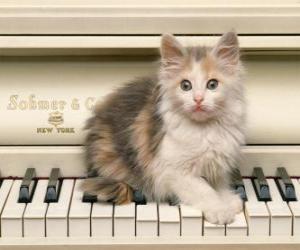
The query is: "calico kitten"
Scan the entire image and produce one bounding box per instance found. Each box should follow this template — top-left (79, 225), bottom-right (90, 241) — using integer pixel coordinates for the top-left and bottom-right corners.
top-left (82, 31), bottom-right (246, 225)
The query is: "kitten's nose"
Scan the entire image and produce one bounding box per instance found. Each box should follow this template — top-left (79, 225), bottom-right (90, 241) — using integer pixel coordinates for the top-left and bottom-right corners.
top-left (193, 95), bottom-right (203, 104)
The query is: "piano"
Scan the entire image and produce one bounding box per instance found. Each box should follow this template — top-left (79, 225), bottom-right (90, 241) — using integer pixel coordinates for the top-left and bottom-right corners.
top-left (0, 0), bottom-right (300, 249)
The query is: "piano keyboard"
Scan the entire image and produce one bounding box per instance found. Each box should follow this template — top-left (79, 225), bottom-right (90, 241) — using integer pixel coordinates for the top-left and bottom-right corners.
top-left (0, 167), bottom-right (299, 238)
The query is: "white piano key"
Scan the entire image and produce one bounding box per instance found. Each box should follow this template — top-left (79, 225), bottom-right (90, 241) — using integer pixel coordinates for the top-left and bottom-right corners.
top-left (288, 179), bottom-right (300, 235)
top-left (158, 203), bottom-right (180, 237)
top-left (203, 221), bottom-right (225, 236)
top-left (0, 179), bottom-right (14, 236)
top-left (68, 179), bottom-right (92, 237)
top-left (114, 202), bottom-right (135, 237)
top-left (1, 180), bottom-right (26, 237)
top-left (180, 204), bottom-right (202, 236)
top-left (91, 202), bottom-right (113, 237)
top-left (46, 179), bottom-right (74, 237)
top-left (23, 180), bottom-right (48, 237)
top-left (0, 180), bottom-right (13, 214)
top-left (266, 178), bottom-right (292, 236)
top-left (244, 179), bottom-right (270, 236)
top-left (226, 212), bottom-right (248, 236)
top-left (136, 202), bottom-right (158, 237)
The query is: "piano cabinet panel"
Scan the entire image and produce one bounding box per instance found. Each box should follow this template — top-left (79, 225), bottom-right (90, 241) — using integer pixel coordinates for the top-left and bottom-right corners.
top-left (0, 56), bottom-right (155, 145)
top-left (0, 0), bottom-right (299, 35)
top-left (246, 55), bottom-right (300, 144)
top-left (0, 145), bottom-right (300, 177)
top-left (0, 54), bottom-right (299, 145)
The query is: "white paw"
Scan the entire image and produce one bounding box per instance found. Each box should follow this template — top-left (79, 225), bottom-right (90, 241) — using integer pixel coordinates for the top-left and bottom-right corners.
top-left (203, 203), bottom-right (236, 225)
top-left (221, 192), bottom-right (243, 214)
top-left (229, 193), bottom-right (243, 214)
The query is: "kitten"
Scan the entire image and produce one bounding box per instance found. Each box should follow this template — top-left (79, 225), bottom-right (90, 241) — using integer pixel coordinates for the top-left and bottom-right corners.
top-left (82, 31), bottom-right (246, 225)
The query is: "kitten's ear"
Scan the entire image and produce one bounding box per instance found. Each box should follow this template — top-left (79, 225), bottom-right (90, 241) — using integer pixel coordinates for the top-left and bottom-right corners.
top-left (160, 34), bottom-right (185, 65)
top-left (212, 31), bottom-right (240, 69)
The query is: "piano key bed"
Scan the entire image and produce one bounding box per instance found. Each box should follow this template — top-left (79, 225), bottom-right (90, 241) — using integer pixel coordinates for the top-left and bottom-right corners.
top-left (0, 167), bottom-right (300, 242)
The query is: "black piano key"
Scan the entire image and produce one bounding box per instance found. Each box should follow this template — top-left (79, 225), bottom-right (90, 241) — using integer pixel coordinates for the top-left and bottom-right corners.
top-left (82, 171), bottom-right (99, 203)
top-left (133, 190), bottom-right (147, 205)
top-left (82, 191), bottom-right (98, 203)
top-left (252, 167), bottom-right (271, 202)
top-left (0, 171), bottom-right (3, 188)
top-left (276, 167), bottom-right (297, 202)
top-left (168, 194), bottom-right (180, 206)
top-left (18, 168), bottom-right (37, 203)
top-left (168, 199), bottom-right (179, 206)
top-left (45, 168), bottom-right (61, 203)
top-left (82, 173), bottom-right (98, 202)
top-left (231, 168), bottom-right (247, 201)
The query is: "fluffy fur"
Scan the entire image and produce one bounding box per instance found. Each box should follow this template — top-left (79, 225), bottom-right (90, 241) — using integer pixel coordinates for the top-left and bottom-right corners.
top-left (82, 31), bottom-right (246, 225)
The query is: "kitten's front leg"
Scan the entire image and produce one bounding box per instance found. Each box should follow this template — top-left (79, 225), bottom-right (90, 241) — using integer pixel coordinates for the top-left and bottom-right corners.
top-left (171, 175), bottom-right (236, 225)
top-left (218, 187), bottom-right (243, 215)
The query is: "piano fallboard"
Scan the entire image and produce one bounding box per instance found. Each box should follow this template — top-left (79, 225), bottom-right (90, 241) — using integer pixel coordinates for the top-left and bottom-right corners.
top-left (0, 53), bottom-right (300, 145)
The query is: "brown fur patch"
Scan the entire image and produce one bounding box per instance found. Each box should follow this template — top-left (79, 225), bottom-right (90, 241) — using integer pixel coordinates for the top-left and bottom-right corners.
top-left (201, 54), bottom-right (227, 84)
top-left (131, 107), bottom-right (153, 167)
top-left (130, 86), bottom-right (164, 169)
top-left (201, 53), bottom-right (216, 74)
top-left (81, 178), bottom-right (133, 204)
top-left (83, 77), bottom-right (163, 203)
top-left (112, 183), bottom-right (133, 204)
top-left (86, 122), bottom-right (130, 181)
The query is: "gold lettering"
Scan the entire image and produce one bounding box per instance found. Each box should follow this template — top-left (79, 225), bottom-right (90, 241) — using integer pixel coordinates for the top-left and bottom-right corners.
top-left (29, 94), bottom-right (37, 110)
top-left (7, 94), bottom-right (68, 111)
top-left (85, 97), bottom-right (96, 111)
top-left (7, 95), bottom-right (18, 110)
top-left (71, 98), bottom-right (80, 110)
top-left (51, 101), bottom-right (58, 110)
top-left (46, 128), bottom-right (53, 133)
top-left (56, 127), bottom-right (75, 133)
top-left (37, 128), bottom-right (43, 133)
top-left (37, 101), bottom-right (49, 110)
top-left (19, 100), bottom-right (28, 110)
top-left (37, 128), bottom-right (53, 133)
top-left (59, 101), bottom-right (66, 111)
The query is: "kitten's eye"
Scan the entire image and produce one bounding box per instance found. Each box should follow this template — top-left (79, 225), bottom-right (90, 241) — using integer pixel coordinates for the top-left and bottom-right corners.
top-left (180, 80), bottom-right (192, 91)
top-left (206, 79), bottom-right (219, 90)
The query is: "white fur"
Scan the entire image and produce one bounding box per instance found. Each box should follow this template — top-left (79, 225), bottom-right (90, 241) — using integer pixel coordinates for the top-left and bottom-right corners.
top-left (148, 95), bottom-right (245, 224)
top-left (147, 43), bottom-right (246, 224)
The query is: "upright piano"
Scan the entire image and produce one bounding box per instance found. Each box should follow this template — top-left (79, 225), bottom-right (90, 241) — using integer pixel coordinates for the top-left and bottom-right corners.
top-left (0, 0), bottom-right (300, 249)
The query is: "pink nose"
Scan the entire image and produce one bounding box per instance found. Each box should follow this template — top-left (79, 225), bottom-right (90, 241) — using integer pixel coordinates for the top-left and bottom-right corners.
top-left (193, 96), bottom-right (203, 104)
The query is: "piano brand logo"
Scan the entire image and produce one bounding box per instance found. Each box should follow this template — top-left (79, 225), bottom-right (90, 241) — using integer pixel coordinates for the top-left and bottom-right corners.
top-left (6, 94), bottom-right (97, 135)
top-left (7, 94), bottom-right (96, 111)
top-left (36, 111), bottom-right (75, 134)
top-left (48, 111), bottom-right (64, 127)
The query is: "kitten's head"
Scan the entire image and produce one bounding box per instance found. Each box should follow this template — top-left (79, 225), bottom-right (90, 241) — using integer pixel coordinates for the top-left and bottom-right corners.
top-left (159, 31), bottom-right (243, 122)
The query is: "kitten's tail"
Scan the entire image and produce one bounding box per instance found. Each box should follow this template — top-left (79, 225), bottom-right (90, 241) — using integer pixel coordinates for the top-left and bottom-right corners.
top-left (80, 177), bottom-right (133, 205)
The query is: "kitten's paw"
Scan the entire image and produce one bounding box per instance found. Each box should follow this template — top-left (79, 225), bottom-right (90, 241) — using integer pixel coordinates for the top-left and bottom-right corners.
top-left (221, 192), bottom-right (243, 214)
top-left (229, 193), bottom-right (243, 214)
top-left (203, 203), bottom-right (236, 225)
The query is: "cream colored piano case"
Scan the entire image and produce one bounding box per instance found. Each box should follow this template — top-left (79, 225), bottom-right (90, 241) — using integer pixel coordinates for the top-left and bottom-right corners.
top-left (0, 0), bottom-right (300, 249)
